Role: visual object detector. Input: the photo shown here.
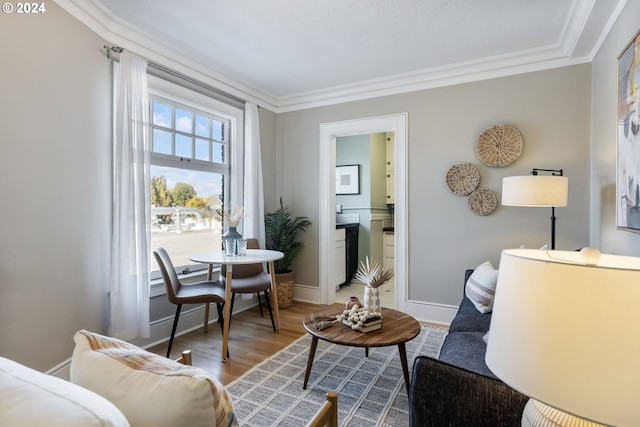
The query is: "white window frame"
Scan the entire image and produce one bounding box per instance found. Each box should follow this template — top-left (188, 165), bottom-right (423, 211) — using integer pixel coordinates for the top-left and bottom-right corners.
top-left (147, 75), bottom-right (244, 285)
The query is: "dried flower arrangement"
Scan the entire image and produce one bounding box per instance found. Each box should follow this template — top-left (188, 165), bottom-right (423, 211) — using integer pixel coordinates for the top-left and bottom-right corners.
top-left (354, 256), bottom-right (394, 288)
top-left (215, 204), bottom-right (245, 227)
top-left (308, 306), bottom-right (383, 332)
top-left (309, 312), bottom-right (340, 330)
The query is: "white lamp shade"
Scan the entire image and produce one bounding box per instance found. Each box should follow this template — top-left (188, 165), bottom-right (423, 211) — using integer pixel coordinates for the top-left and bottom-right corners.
top-left (485, 249), bottom-right (640, 426)
top-left (502, 175), bottom-right (568, 207)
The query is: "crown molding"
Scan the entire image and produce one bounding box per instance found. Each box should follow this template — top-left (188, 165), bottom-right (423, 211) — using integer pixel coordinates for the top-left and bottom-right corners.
top-left (274, 47), bottom-right (590, 113)
top-left (559, 0), bottom-right (596, 56)
top-left (273, 0), bottom-right (627, 112)
top-left (53, 0), bottom-right (280, 111)
top-left (54, 0), bottom-right (625, 114)
top-left (586, 0), bottom-right (629, 59)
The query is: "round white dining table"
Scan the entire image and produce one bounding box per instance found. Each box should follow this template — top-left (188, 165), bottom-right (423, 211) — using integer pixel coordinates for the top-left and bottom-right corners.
top-left (189, 249), bottom-right (284, 362)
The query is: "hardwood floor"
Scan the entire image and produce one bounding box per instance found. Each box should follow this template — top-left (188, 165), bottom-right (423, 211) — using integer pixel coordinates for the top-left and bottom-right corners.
top-left (147, 301), bottom-right (334, 385)
top-left (147, 301), bottom-right (448, 385)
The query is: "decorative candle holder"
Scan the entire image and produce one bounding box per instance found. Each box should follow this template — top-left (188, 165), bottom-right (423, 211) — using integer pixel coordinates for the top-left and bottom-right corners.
top-left (237, 239), bottom-right (247, 256)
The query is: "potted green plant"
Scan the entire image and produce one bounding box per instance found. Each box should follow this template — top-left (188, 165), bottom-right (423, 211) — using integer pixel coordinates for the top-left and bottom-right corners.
top-left (265, 198), bottom-right (311, 308)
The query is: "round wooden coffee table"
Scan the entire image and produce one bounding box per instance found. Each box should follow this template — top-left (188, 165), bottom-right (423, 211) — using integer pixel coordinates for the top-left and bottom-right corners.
top-left (302, 306), bottom-right (421, 394)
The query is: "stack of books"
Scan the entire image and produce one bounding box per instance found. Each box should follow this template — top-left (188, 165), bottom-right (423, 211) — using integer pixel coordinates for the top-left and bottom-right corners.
top-left (343, 317), bottom-right (382, 333)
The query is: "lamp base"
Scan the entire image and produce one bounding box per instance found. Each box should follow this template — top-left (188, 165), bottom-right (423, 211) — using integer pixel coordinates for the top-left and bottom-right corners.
top-left (521, 399), bottom-right (605, 427)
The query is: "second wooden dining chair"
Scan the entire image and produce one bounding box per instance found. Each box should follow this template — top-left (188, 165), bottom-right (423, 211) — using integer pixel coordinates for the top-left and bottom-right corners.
top-left (153, 247), bottom-right (227, 358)
top-left (220, 238), bottom-right (276, 331)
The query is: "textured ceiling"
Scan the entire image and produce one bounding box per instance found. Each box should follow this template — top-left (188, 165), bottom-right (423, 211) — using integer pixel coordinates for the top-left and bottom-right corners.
top-left (63, 0), bottom-right (623, 110)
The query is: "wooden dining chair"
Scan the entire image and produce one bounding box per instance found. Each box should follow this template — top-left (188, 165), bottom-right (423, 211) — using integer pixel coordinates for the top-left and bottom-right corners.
top-left (175, 350), bottom-right (192, 365)
top-left (220, 238), bottom-right (276, 331)
top-left (307, 391), bottom-right (338, 427)
top-left (153, 247), bottom-right (226, 358)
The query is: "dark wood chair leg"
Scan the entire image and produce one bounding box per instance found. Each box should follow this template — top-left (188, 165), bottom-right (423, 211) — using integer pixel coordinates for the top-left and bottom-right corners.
top-left (263, 290), bottom-right (276, 332)
top-left (214, 302), bottom-right (229, 358)
top-left (227, 293), bottom-right (237, 334)
top-left (167, 304), bottom-right (182, 358)
top-left (257, 292), bottom-right (264, 317)
top-left (216, 302), bottom-right (224, 333)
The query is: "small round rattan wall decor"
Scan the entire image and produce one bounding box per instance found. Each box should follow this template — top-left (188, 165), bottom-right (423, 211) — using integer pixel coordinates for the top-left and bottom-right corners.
top-left (445, 163), bottom-right (480, 195)
top-left (476, 124), bottom-right (523, 167)
top-left (467, 188), bottom-right (497, 216)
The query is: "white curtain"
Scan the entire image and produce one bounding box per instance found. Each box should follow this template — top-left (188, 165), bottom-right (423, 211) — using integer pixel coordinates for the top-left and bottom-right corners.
top-left (110, 52), bottom-right (151, 340)
top-left (243, 102), bottom-right (266, 247)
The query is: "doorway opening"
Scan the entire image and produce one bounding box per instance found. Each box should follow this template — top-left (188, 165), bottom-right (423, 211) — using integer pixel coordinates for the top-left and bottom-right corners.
top-left (318, 114), bottom-right (408, 310)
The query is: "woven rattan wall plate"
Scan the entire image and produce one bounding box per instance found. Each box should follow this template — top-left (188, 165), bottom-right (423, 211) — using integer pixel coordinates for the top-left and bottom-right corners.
top-left (467, 189), bottom-right (497, 215)
top-left (476, 125), bottom-right (522, 167)
top-left (446, 163), bottom-right (480, 195)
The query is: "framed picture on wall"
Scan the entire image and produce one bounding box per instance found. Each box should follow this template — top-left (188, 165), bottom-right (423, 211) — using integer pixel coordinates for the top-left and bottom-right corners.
top-left (336, 165), bottom-right (360, 195)
top-left (617, 29), bottom-right (640, 232)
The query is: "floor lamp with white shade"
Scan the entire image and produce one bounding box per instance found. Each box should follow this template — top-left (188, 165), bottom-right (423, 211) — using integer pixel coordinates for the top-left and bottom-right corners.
top-left (501, 168), bottom-right (568, 249)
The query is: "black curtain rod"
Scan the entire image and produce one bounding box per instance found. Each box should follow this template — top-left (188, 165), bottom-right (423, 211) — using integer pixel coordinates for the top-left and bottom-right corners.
top-left (103, 45), bottom-right (251, 107)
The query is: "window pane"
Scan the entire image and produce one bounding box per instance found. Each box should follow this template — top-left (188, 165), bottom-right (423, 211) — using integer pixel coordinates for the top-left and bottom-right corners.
top-left (153, 101), bottom-right (172, 127)
top-left (213, 120), bottom-right (224, 141)
top-left (195, 138), bottom-right (210, 161)
top-left (153, 129), bottom-right (172, 154)
top-left (195, 115), bottom-right (210, 138)
top-left (175, 134), bottom-right (192, 158)
top-left (150, 165), bottom-right (224, 269)
top-left (148, 92), bottom-right (234, 276)
top-left (175, 109), bottom-right (192, 133)
top-left (213, 142), bottom-right (225, 163)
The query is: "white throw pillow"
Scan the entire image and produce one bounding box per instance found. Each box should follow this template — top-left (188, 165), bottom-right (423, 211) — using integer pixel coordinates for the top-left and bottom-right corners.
top-left (0, 356), bottom-right (129, 427)
top-left (71, 330), bottom-right (237, 427)
top-left (465, 261), bottom-right (498, 313)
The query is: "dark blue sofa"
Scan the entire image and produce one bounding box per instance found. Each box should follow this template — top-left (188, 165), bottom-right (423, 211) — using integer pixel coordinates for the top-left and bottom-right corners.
top-left (409, 270), bottom-right (528, 426)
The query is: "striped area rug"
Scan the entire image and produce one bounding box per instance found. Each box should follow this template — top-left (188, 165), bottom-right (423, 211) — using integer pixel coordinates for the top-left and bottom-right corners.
top-left (226, 325), bottom-right (448, 426)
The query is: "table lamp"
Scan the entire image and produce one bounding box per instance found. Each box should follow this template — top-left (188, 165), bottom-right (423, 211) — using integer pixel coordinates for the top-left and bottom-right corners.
top-left (502, 169), bottom-right (568, 249)
top-left (486, 248), bottom-right (640, 427)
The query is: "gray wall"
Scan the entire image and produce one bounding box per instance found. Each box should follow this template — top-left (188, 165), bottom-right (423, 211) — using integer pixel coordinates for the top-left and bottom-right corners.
top-left (259, 108), bottom-right (278, 214)
top-left (278, 65), bottom-right (591, 306)
top-left (337, 134), bottom-right (371, 207)
top-left (0, 3), bottom-right (112, 371)
top-left (591, 0), bottom-right (640, 255)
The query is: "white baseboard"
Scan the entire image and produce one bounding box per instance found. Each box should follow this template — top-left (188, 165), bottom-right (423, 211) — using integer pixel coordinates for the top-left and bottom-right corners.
top-left (403, 300), bottom-right (458, 325)
top-left (132, 297), bottom-right (258, 350)
top-left (48, 297), bottom-right (260, 380)
top-left (292, 283), bottom-right (323, 304)
top-left (292, 284), bottom-right (458, 326)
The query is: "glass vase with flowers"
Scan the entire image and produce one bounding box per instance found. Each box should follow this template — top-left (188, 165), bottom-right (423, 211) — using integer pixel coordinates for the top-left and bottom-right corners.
top-left (216, 204), bottom-right (246, 255)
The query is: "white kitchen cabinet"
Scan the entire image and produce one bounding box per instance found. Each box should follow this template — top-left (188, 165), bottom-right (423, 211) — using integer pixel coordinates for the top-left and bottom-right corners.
top-left (386, 132), bottom-right (395, 204)
top-left (383, 231), bottom-right (394, 272)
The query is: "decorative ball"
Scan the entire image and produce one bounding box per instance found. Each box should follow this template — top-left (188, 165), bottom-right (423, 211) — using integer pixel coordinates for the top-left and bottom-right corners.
top-left (580, 247), bottom-right (601, 265)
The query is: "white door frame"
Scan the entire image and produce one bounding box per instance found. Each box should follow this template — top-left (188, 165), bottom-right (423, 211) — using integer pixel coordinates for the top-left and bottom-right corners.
top-left (319, 113), bottom-right (408, 309)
